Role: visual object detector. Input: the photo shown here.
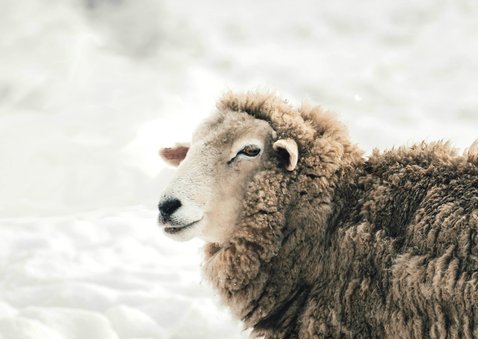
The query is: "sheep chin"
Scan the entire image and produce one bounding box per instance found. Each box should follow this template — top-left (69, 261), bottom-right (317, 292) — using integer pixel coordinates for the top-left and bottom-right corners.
top-left (162, 220), bottom-right (202, 242)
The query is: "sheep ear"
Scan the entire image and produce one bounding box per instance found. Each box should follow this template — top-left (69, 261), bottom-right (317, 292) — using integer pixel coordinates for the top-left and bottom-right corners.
top-left (159, 143), bottom-right (190, 167)
top-left (273, 138), bottom-right (298, 171)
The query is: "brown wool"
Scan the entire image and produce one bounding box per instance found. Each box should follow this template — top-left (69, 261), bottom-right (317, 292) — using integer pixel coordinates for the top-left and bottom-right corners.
top-left (202, 92), bottom-right (478, 338)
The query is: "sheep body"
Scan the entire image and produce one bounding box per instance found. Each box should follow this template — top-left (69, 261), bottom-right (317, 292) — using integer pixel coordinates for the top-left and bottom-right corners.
top-left (203, 93), bottom-right (478, 338)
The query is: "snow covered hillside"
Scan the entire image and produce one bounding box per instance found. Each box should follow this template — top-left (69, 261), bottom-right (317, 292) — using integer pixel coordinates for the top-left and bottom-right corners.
top-left (0, 0), bottom-right (477, 338)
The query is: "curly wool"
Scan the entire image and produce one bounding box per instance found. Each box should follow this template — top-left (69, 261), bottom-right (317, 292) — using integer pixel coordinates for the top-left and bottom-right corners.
top-left (203, 92), bottom-right (478, 338)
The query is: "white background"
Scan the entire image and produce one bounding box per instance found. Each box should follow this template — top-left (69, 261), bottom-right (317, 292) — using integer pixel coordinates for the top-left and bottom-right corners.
top-left (0, 0), bottom-right (477, 338)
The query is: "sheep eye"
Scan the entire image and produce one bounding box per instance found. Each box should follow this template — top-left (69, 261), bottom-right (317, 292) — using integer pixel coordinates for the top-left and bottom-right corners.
top-left (238, 145), bottom-right (261, 157)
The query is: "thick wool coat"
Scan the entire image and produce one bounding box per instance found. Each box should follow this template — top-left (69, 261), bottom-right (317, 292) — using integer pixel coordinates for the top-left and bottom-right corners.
top-left (203, 93), bottom-right (478, 338)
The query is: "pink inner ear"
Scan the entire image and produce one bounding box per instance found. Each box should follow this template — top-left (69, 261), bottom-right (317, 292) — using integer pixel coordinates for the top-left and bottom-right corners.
top-left (160, 146), bottom-right (189, 166)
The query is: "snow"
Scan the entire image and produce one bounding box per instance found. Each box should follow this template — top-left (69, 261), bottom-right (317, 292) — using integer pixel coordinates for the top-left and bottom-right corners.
top-left (0, 0), bottom-right (477, 338)
top-left (0, 208), bottom-right (247, 338)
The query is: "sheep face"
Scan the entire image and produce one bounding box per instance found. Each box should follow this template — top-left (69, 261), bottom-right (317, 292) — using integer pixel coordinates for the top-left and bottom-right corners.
top-left (158, 110), bottom-right (298, 243)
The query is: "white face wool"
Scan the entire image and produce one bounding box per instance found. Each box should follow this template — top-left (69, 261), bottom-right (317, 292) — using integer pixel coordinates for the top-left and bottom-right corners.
top-left (159, 138), bottom-right (266, 242)
top-left (159, 141), bottom-right (213, 241)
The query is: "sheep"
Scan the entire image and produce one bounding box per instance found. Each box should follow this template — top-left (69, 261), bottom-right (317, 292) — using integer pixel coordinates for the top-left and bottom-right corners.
top-left (157, 92), bottom-right (478, 338)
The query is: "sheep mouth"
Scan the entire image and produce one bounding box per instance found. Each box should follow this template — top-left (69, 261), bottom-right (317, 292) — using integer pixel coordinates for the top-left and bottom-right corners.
top-left (163, 220), bottom-right (199, 234)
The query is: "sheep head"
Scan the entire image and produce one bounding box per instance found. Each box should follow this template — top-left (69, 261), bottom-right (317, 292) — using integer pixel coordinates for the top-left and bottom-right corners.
top-left (158, 100), bottom-right (299, 244)
top-left (157, 92), bottom-right (360, 248)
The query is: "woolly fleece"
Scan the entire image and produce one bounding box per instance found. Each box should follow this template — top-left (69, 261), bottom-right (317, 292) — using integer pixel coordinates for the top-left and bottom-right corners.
top-left (203, 92), bottom-right (478, 338)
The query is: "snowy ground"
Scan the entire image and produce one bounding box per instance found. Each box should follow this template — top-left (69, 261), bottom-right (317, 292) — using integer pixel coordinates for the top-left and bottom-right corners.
top-left (0, 0), bottom-right (477, 338)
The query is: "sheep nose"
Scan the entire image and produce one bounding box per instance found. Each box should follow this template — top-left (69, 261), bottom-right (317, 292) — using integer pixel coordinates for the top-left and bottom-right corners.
top-left (158, 198), bottom-right (182, 221)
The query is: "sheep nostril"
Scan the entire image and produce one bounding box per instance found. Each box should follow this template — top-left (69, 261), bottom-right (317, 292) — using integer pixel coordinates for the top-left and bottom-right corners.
top-left (158, 198), bottom-right (182, 221)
